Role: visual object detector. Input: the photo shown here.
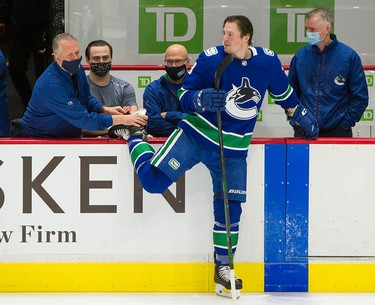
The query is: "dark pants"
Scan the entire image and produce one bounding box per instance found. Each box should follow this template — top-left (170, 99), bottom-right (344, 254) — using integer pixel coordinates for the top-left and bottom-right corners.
top-left (294, 124), bottom-right (353, 138)
top-left (10, 118), bottom-right (28, 137)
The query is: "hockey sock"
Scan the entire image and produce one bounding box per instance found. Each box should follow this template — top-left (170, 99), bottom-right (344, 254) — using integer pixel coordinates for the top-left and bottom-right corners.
top-left (128, 135), bottom-right (173, 194)
top-left (213, 199), bottom-right (242, 265)
top-left (128, 135), bottom-right (155, 172)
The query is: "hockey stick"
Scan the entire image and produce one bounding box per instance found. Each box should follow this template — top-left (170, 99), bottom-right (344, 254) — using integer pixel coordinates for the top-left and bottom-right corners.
top-left (214, 53), bottom-right (237, 303)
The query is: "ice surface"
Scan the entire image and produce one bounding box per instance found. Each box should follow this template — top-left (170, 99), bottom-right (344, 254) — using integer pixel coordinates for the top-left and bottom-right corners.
top-left (0, 293), bottom-right (374, 305)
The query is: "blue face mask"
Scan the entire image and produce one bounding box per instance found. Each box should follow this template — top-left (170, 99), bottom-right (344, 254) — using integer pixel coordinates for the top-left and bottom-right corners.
top-left (306, 32), bottom-right (322, 45)
top-left (61, 56), bottom-right (82, 74)
top-left (306, 26), bottom-right (327, 46)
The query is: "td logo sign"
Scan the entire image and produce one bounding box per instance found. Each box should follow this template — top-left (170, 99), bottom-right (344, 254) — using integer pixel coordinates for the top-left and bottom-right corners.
top-left (139, 0), bottom-right (203, 54)
top-left (270, 0), bottom-right (334, 54)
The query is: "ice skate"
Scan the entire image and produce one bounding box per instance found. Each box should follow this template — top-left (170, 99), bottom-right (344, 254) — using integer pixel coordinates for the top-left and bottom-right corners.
top-left (214, 265), bottom-right (242, 299)
top-left (108, 109), bottom-right (148, 141)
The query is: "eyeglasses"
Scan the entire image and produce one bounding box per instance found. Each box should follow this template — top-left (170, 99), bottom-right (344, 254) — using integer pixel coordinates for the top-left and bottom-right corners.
top-left (164, 58), bottom-right (189, 66)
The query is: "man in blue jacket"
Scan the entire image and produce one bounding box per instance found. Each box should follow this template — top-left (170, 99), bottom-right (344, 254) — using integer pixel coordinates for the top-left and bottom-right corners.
top-left (143, 44), bottom-right (188, 137)
top-left (288, 8), bottom-right (368, 137)
top-left (19, 33), bottom-right (147, 138)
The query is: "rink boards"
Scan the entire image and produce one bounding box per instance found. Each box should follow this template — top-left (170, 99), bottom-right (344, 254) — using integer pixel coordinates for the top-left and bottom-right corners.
top-left (0, 138), bottom-right (375, 292)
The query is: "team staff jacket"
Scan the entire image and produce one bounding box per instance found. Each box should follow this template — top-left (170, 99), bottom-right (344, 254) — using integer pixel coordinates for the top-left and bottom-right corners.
top-left (22, 62), bottom-right (112, 137)
top-left (143, 74), bottom-right (186, 137)
top-left (288, 34), bottom-right (368, 131)
top-left (178, 45), bottom-right (299, 158)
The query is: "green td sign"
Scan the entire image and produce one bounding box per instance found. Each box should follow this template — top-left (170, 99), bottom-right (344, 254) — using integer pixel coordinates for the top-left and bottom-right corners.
top-left (139, 0), bottom-right (203, 54)
top-left (138, 76), bottom-right (151, 88)
top-left (361, 109), bottom-right (374, 122)
top-left (366, 75), bottom-right (373, 87)
top-left (270, 0), bottom-right (335, 54)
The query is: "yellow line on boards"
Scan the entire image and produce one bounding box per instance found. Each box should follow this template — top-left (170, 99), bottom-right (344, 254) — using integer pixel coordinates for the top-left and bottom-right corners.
top-left (0, 262), bottom-right (263, 292)
top-left (309, 262), bottom-right (375, 292)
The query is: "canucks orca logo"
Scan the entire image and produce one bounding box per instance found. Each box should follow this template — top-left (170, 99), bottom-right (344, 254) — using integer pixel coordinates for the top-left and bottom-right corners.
top-left (334, 74), bottom-right (345, 86)
top-left (225, 77), bottom-right (261, 120)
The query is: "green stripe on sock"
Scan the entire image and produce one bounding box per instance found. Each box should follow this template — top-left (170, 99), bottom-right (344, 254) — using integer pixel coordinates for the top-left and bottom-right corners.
top-left (130, 142), bottom-right (155, 165)
top-left (213, 230), bottom-right (239, 248)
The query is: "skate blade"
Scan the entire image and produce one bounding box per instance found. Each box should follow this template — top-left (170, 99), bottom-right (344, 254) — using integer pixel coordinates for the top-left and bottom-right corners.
top-left (215, 284), bottom-right (240, 299)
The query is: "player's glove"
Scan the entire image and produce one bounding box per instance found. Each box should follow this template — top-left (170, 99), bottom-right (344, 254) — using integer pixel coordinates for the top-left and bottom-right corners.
top-left (192, 88), bottom-right (227, 113)
top-left (288, 104), bottom-right (319, 139)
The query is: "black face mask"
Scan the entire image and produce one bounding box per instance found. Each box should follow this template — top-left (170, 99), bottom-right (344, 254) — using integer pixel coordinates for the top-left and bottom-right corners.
top-left (90, 62), bottom-right (112, 77)
top-left (61, 56), bottom-right (82, 74)
top-left (165, 64), bottom-right (187, 81)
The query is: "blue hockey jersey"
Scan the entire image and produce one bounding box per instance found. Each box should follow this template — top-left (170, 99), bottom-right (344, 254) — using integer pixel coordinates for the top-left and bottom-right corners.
top-left (178, 45), bottom-right (299, 157)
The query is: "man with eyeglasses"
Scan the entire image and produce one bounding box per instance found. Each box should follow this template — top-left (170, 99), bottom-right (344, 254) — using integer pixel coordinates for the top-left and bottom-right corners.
top-left (16, 33), bottom-right (147, 138)
top-left (143, 44), bottom-right (189, 137)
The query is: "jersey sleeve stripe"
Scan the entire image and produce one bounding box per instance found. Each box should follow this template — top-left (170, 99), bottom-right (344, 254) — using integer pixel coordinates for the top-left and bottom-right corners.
top-left (269, 84), bottom-right (294, 102)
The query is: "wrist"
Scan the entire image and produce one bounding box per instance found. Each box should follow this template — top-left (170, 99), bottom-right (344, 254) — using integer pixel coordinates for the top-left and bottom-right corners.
top-left (100, 106), bottom-right (105, 113)
top-left (286, 106), bottom-right (296, 117)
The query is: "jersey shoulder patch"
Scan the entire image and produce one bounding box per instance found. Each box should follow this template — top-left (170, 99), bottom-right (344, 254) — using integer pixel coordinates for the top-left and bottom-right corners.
top-left (204, 46), bottom-right (218, 57)
top-left (262, 47), bottom-right (275, 56)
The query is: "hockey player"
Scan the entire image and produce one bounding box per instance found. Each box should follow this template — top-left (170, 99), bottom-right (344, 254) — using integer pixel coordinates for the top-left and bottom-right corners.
top-left (109, 15), bottom-right (318, 298)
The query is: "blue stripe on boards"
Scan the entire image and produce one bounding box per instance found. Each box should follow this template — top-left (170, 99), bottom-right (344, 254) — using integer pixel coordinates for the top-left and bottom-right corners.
top-left (265, 263), bottom-right (308, 292)
top-left (264, 143), bottom-right (309, 292)
top-left (264, 143), bottom-right (287, 292)
top-left (286, 144), bottom-right (309, 261)
top-left (264, 144), bottom-right (286, 263)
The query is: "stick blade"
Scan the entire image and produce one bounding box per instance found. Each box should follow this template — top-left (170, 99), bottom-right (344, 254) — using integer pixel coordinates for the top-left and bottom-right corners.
top-left (230, 269), bottom-right (239, 303)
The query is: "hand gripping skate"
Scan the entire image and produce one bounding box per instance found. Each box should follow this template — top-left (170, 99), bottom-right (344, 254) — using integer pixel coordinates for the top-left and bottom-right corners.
top-left (108, 109), bottom-right (148, 141)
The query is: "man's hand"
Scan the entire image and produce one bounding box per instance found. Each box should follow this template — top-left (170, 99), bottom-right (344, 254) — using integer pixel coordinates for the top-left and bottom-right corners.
top-left (102, 105), bottom-right (128, 115)
top-left (288, 104), bottom-right (319, 139)
top-left (112, 112), bottom-right (148, 127)
top-left (193, 88), bottom-right (227, 113)
top-left (121, 106), bottom-right (132, 114)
